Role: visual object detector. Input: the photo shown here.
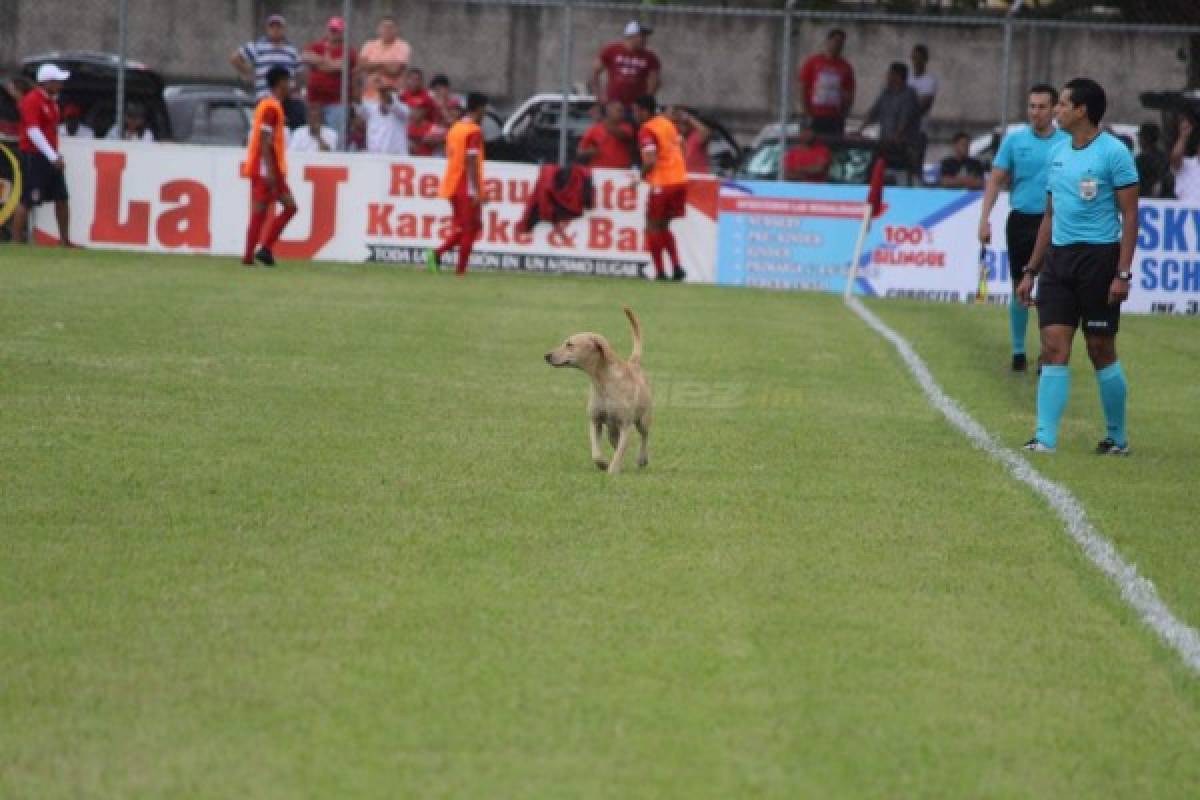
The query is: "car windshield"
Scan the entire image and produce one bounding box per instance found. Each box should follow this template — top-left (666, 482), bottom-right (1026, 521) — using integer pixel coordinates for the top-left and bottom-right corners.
top-left (190, 101), bottom-right (251, 145)
top-left (739, 138), bottom-right (876, 184)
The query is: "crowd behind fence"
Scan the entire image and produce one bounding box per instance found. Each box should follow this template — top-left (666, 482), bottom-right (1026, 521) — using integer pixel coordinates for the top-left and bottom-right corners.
top-left (3, 0), bottom-right (1200, 192)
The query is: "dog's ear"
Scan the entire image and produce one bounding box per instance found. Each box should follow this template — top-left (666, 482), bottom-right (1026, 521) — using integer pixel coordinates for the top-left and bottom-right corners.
top-left (591, 336), bottom-right (616, 361)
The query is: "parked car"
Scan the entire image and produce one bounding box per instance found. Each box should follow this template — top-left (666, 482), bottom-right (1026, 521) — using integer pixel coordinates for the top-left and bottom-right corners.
top-left (164, 84), bottom-right (256, 146)
top-left (737, 122), bottom-right (880, 184)
top-left (20, 51), bottom-right (172, 141)
top-left (496, 92), bottom-right (741, 175)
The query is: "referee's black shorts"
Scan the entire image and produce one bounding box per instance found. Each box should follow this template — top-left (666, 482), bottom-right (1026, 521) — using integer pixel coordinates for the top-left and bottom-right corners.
top-left (1006, 210), bottom-right (1043, 288)
top-left (1037, 242), bottom-right (1121, 335)
top-left (19, 151), bottom-right (69, 207)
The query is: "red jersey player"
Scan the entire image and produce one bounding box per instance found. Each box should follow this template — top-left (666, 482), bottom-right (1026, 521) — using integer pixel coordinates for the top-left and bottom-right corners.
top-left (240, 66), bottom-right (297, 266)
top-left (632, 95), bottom-right (688, 281)
top-left (426, 92), bottom-right (489, 277)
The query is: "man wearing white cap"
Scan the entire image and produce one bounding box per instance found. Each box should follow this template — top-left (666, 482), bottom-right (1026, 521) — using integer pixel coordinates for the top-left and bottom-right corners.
top-left (591, 20), bottom-right (661, 111)
top-left (11, 64), bottom-right (75, 246)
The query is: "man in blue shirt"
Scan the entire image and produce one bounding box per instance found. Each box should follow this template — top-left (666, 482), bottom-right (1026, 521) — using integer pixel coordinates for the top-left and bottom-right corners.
top-left (1017, 78), bottom-right (1139, 455)
top-left (978, 84), bottom-right (1067, 372)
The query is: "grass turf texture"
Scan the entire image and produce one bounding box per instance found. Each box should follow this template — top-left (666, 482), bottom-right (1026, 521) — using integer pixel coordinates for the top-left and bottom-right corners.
top-left (2, 249), bottom-right (1198, 798)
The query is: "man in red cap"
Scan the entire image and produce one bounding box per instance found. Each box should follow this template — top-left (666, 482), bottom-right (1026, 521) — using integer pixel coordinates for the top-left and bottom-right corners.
top-left (302, 16), bottom-right (356, 135)
top-left (11, 64), bottom-right (76, 247)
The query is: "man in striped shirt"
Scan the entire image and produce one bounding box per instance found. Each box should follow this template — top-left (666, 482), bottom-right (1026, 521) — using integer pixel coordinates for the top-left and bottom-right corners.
top-left (231, 14), bottom-right (301, 102)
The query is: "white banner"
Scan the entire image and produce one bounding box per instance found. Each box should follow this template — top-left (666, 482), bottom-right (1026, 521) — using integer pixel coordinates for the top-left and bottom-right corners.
top-left (35, 140), bottom-right (719, 282)
top-left (981, 194), bottom-right (1200, 316)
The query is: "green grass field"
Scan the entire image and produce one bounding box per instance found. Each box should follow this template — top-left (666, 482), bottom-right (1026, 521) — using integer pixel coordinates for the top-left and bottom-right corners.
top-left (3, 248), bottom-right (1198, 798)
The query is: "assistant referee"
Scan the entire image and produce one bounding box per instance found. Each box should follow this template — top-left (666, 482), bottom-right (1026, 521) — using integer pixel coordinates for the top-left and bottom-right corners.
top-left (1017, 78), bottom-right (1138, 455)
top-left (978, 84), bottom-right (1067, 372)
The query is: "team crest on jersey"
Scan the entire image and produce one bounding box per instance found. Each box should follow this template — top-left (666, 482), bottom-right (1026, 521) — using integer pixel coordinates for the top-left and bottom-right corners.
top-left (1079, 176), bottom-right (1098, 201)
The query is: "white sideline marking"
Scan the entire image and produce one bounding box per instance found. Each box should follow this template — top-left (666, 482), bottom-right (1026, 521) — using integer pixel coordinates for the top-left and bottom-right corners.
top-left (846, 295), bottom-right (1200, 674)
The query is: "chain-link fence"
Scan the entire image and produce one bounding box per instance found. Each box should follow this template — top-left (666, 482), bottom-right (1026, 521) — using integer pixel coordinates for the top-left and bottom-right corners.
top-left (3, 0), bottom-right (1200, 181)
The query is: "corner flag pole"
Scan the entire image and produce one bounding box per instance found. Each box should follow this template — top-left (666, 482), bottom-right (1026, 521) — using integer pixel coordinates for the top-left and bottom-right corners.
top-left (845, 157), bottom-right (885, 299)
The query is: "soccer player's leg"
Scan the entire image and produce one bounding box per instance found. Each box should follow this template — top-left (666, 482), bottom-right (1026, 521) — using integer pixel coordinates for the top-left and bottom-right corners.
top-left (258, 182), bottom-right (297, 265)
top-left (455, 195), bottom-right (482, 276)
top-left (1006, 212), bottom-right (1040, 371)
top-left (1026, 249), bottom-right (1079, 452)
top-left (1079, 244), bottom-right (1128, 454)
top-left (244, 176), bottom-right (271, 265)
top-left (661, 184), bottom-right (687, 282)
top-left (644, 188), bottom-right (668, 280)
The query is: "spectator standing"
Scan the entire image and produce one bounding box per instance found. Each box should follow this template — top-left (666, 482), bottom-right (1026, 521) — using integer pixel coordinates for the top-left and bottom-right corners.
top-left (671, 107), bottom-right (710, 175)
top-left (908, 44), bottom-right (937, 181)
top-left (302, 16), bottom-right (356, 134)
top-left (861, 62), bottom-right (922, 184)
top-left (783, 120), bottom-right (832, 182)
top-left (797, 29), bottom-right (855, 137)
top-left (59, 103), bottom-right (94, 139)
top-left (1134, 123), bottom-right (1170, 199)
top-left (289, 103), bottom-right (338, 152)
top-left (579, 100), bottom-right (635, 169)
top-left (908, 45), bottom-right (937, 129)
top-left (105, 103), bottom-right (155, 142)
top-left (591, 21), bottom-right (661, 109)
top-left (359, 16), bottom-right (411, 103)
top-left (938, 132), bottom-right (984, 189)
top-left (11, 64), bottom-right (75, 247)
top-left (1170, 115), bottom-right (1200, 203)
top-left (231, 14), bottom-right (303, 128)
top-left (362, 85), bottom-right (411, 156)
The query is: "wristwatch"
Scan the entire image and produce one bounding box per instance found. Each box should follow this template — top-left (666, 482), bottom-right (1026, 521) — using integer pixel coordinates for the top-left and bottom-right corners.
top-left (1116, 271), bottom-right (1133, 281)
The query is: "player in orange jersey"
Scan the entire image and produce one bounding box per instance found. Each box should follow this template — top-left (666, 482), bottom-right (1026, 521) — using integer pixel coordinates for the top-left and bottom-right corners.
top-left (632, 95), bottom-right (687, 281)
top-left (426, 92), bottom-right (489, 276)
top-left (241, 66), bottom-right (297, 266)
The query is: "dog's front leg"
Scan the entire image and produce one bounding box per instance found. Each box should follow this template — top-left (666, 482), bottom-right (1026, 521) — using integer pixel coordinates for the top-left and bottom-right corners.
top-left (607, 424), bottom-right (633, 475)
top-left (589, 418), bottom-right (609, 470)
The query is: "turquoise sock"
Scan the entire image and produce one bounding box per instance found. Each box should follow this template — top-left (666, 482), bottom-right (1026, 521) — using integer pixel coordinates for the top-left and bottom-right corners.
top-left (1009, 296), bottom-right (1028, 356)
top-left (1096, 362), bottom-right (1128, 447)
top-left (1035, 365), bottom-right (1071, 448)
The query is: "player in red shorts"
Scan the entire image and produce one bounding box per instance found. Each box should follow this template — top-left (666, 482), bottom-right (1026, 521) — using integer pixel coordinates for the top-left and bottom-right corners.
top-left (241, 66), bottom-right (297, 266)
top-left (426, 92), bottom-right (488, 276)
top-left (631, 95), bottom-right (688, 281)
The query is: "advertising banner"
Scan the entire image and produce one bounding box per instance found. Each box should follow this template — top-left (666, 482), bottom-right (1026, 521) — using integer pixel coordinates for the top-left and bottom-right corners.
top-left (34, 140), bottom-right (720, 282)
top-left (722, 180), bottom-right (1200, 315)
top-left (28, 141), bottom-right (1200, 316)
top-left (719, 181), bottom-right (983, 302)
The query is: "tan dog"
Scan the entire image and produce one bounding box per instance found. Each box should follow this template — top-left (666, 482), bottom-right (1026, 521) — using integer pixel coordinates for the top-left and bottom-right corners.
top-left (545, 307), bottom-right (652, 475)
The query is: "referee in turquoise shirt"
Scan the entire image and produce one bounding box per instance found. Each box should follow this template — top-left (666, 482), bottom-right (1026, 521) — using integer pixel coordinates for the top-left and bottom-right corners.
top-left (1017, 78), bottom-right (1139, 455)
top-left (978, 84), bottom-right (1068, 372)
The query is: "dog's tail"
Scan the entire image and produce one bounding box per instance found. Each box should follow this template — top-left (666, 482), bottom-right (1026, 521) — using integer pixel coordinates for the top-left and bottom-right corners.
top-left (623, 306), bottom-right (643, 364)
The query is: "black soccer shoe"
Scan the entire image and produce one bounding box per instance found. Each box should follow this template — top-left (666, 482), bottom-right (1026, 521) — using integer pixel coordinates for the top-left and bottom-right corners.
top-left (1094, 438), bottom-right (1130, 456)
top-left (1012, 353), bottom-right (1027, 372)
top-left (254, 247), bottom-right (276, 267)
top-left (672, 266), bottom-right (687, 282)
